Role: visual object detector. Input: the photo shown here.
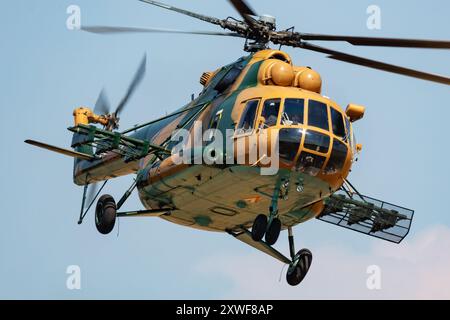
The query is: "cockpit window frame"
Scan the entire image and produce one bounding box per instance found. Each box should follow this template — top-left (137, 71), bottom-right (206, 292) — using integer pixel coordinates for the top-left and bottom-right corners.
top-left (329, 107), bottom-right (347, 142)
top-left (306, 99), bottom-right (330, 133)
top-left (235, 98), bottom-right (261, 137)
top-left (281, 98), bottom-right (305, 126)
top-left (260, 98), bottom-right (282, 129)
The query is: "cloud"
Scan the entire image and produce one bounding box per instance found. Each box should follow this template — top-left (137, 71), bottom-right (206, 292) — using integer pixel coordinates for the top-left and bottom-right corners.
top-left (194, 225), bottom-right (450, 299)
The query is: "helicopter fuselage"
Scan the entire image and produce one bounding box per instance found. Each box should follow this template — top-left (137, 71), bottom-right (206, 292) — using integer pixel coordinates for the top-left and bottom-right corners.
top-left (73, 49), bottom-right (360, 233)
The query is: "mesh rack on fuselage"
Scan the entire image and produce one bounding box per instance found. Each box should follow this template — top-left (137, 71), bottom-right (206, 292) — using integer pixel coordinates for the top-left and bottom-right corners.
top-left (317, 193), bottom-right (414, 243)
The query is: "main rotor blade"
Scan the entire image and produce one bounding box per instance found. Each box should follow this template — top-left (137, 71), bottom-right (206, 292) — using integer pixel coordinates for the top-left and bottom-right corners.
top-left (94, 88), bottom-right (111, 115)
top-left (115, 54), bottom-right (147, 116)
top-left (229, 0), bottom-right (257, 16)
top-left (299, 33), bottom-right (450, 49)
top-left (138, 0), bottom-right (223, 26)
top-left (299, 42), bottom-right (450, 85)
top-left (229, 0), bottom-right (258, 30)
top-left (81, 26), bottom-right (242, 38)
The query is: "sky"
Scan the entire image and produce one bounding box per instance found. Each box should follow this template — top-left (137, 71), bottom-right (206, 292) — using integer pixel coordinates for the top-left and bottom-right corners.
top-left (1, 0), bottom-right (449, 299)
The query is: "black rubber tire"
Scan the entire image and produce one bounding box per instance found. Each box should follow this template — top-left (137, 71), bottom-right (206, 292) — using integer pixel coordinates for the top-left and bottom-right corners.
top-left (95, 194), bottom-right (116, 235)
top-left (286, 248), bottom-right (313, 286)
top-left (251, 214), bottom-right (268, 241)
top-left (265, 218), bottom-right (281, 245)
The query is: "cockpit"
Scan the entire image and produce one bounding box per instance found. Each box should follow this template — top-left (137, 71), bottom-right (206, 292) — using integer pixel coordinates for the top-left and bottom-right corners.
top-left (236, 96), bottom-right (355, 176)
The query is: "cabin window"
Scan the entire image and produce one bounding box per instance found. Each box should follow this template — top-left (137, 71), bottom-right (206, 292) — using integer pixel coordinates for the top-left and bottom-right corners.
top-left (261, 98), bottom-right (281, 128)
top-left (324, 139), bottom-right (348, 174)
top-left (304, 130), bottom-right (330, 153)
top-left (282, 98), bottom-right (304, 125)
top-left (237, 100), bottom-right (259, 134)
top-left (308, 100), bottom-right (329, 131)
top-left (330, 107), bottom-right (346, 138)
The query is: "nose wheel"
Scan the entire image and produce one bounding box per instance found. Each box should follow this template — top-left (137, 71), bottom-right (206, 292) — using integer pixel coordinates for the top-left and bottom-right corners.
top-left (251, 176), bottom-right (286, 245)
top-left (265, 217), bottom-right (281, 245)
top-left (251, 214), bottom-right (282, 245)
top-left (251, 214), bottom-right (268, 241)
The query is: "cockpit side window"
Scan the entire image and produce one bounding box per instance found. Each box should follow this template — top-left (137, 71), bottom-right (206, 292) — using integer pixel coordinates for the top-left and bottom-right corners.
top-left (308, 100), bottom-right (329, 131)
top-left (237, 100), bottom-right (259, 134)
top-left (282, 98), bottom-right (304, 125)
top-left (330, 107), bottom-right (346, 138)
top-left (214, 66), bottom-right (242, 93)
top-left (261, 99), bottom-right (281, 128)
top-left (344, 116), bottom-right (352, 144)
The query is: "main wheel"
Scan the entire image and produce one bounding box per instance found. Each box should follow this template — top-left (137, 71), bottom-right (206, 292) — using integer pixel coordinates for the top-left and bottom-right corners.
top-left (251, 214), bottom-right (267, 241)
top-left (286, 249), bottom-right (313, 286)
top-left (265, 217), bottom-right (281, 245)
top-left (95, 194), bottom-right (117, 235)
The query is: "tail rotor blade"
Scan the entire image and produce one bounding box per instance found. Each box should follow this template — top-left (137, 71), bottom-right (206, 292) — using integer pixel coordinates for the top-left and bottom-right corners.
top-left (115, 54), bottom-right (147, 117)
top-left (94, 88), bottom-right (111, 115)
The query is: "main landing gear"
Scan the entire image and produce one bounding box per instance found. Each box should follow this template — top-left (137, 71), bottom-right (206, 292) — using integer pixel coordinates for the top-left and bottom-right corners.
top-left (78, 178), bottom-right (137, 235)
top-left (285, 228), bottom-right (312, 286)
top-left (250, 176), bottom-right (313, 286)
top-left (95, 195), bottom-right (117, 234)
top-left (94, 180), bottom-right (137, 234)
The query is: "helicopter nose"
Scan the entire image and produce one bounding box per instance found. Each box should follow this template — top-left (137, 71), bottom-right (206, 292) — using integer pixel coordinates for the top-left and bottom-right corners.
top-left (277, 128), bottom-right (348, 176)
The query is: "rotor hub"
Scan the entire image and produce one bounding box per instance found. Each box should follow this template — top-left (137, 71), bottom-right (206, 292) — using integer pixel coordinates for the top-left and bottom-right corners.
top-left (258, 14), bottom-right (276, 30)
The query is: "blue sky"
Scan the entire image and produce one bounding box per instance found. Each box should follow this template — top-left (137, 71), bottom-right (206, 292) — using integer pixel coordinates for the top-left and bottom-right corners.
top-left (1, 0), bottom-right (449, 299)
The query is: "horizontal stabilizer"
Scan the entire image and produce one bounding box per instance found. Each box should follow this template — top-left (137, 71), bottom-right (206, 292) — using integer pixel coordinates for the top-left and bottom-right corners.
top-left (228, 227), bottom-right (291, 264)
top-left (24, 139), bottom-right (95, 161)
top-left (317, 193), bottom-right (414, 243)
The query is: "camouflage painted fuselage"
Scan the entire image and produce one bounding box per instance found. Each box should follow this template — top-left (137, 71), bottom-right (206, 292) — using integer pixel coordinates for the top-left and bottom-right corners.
top-left (74, 49), bottom-right (356, 233)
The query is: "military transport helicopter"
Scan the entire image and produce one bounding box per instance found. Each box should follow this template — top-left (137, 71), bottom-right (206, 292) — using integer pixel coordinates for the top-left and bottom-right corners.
top-left (26, 0), bottom-right (450, 286)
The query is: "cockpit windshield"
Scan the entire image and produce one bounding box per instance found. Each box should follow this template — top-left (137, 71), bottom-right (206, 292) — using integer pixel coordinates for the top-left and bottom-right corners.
top-left (308, 100), bottom-right (329, 131)
top-left (234, 95), bottom-right (353, 174)
top-left (282, 98), bottom-right (304, 126)
top-left (261, 99), bottom-right (281, 127)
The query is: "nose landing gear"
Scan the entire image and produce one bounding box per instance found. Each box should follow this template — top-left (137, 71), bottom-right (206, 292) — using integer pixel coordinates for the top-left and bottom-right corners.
top-left (251, 214), bottom-right (268, 241)
top-left (265, 217), bottom-right (281, 245)
top-left (251, 176), bottom-right (286, 245)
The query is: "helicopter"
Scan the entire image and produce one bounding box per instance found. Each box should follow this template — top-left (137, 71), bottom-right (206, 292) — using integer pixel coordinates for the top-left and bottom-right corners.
top-left (25, 0), bottom-right (449, 286)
